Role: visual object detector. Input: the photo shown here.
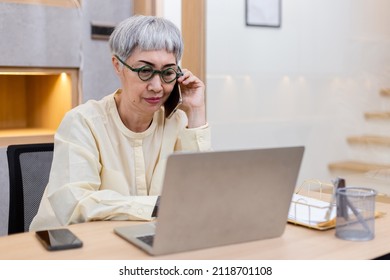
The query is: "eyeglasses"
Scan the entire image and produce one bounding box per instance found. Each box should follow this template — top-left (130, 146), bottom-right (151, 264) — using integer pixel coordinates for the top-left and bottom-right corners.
top-left (115, 55), bottom-right (183, 83)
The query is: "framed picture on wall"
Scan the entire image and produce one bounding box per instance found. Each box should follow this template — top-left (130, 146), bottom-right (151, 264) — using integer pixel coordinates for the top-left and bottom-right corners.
top-left (246, 0), bottom-right (281, 28)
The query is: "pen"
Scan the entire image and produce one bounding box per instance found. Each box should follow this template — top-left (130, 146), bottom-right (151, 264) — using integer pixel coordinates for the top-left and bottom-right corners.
top-left (324, 177), bottom-right (345, 221)
top-left (336, 178), bottom-right (347, 219)
top-left (344, 195), bottom-right (373, 235)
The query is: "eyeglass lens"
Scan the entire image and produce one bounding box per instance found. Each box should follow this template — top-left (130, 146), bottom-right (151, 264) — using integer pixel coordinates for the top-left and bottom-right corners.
top-left (138, 65), bottom-right (180, 83)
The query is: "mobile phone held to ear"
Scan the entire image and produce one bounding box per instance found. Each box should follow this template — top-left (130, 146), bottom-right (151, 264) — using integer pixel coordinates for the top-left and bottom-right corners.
top-left (36, 228), bottom-right (83, 251)
top-left (164, 82), bottom-right (182, 119)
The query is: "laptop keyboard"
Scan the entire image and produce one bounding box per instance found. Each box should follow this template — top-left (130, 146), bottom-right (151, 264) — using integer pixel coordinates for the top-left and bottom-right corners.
top-left (137, 234), bottom-right (155, 246)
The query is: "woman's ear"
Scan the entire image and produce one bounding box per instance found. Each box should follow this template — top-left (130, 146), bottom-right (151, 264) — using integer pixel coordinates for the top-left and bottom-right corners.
top-left (112, 56), bottom-right (122, 74)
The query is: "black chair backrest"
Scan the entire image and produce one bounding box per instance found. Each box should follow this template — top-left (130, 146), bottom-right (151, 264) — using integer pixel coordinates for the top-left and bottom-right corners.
top-left (7, 143), bottom-right (54, 234)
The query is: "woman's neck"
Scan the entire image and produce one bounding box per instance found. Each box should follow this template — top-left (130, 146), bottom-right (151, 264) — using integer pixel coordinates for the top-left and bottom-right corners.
top-left (114, 92), bottom-right (153, 133)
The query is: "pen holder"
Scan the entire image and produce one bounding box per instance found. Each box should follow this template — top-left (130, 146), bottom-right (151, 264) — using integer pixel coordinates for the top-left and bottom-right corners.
top-left (335, 187), bottom-right (377, 241)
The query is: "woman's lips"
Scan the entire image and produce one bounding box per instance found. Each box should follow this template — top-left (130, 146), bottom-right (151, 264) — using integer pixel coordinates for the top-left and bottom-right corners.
top-left (145, 97), bottom-right (162, 105)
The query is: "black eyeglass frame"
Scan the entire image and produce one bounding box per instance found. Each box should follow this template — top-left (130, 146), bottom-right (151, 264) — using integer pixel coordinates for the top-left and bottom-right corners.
top-left (115, 55), bottom-right (183, 83)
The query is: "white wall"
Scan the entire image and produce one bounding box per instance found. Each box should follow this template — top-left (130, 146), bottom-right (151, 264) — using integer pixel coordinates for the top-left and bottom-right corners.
top-left (158, 0), bottom-right (181, 30)
top-left (206, 0), bottom-right (390, 185)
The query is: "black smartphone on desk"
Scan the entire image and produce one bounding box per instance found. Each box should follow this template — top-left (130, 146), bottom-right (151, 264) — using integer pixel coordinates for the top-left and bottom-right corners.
top-left (36, 228), bottom-right (83, 251)
top-left (164, 82), bottom-right (182, 119)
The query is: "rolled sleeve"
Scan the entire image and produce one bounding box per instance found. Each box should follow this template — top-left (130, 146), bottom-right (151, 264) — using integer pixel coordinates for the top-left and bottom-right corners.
top-left (49, 186), bottom-right (159, 225)
top-left (179, 123), bottom-right (211, 151)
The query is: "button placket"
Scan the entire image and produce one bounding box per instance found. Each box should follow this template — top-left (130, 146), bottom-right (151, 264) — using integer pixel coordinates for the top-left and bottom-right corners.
top-left (132, 139), bottom-right (148, 196)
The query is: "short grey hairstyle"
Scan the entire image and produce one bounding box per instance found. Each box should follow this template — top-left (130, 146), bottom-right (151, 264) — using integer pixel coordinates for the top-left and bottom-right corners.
top-left (109, 15), bottom-right (183, 63)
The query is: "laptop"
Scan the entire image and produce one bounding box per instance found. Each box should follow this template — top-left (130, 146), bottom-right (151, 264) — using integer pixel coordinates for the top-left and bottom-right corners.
top-left (114, 146), bottom-right (304, 256)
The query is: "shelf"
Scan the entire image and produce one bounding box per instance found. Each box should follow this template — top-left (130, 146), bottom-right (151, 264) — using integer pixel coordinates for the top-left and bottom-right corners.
top-left (380, 88), bottom-right (390, 97)
top-left (0, 67), bottom-right (78, 146)
top-left (347, 135), bottom-right (390, 146)
top-left (364, 89), bottom-right (390, 119)
top-left (329, 87), bottom-right (390, 187)
top-left (0, 128), bottom-right (54, 146)
top-left (328, 160), bottom-right (390, 173)
top-left (364, 111), bottom-right (390, 120)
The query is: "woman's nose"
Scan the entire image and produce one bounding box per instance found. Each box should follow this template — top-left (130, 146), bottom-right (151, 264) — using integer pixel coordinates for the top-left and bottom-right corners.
top-left (147, 74), bottom-right (163, 92)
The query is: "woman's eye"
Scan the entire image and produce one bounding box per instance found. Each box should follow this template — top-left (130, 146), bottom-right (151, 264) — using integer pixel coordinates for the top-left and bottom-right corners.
top-left (163, 69), bottom-right (175, 76)
top-left (140, 67), bottom-right (153, 74)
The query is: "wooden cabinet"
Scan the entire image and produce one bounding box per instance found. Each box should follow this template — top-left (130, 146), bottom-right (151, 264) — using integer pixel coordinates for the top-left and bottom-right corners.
top-left (0, 68), bottom-right (79, 146)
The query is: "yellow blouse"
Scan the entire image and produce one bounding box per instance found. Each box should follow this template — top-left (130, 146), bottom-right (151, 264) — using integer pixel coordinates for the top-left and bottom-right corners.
top-left (30, 90), bottom-right (211, 231)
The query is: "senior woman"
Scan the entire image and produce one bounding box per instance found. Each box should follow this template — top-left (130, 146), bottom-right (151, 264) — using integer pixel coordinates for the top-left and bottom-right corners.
top-left (30, 15), bottom-right (211, 231)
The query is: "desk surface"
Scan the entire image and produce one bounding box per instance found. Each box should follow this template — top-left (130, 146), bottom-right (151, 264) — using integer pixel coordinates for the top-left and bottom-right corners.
top-left (1, 201), bottom-right (389, 260)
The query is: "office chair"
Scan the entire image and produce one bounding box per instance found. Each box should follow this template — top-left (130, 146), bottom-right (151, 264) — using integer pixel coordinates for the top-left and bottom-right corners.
top-left (7, 143), bottom-right (54, 234)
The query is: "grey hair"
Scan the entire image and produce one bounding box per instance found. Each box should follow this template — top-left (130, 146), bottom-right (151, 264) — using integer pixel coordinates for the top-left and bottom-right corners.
top-left (109, 15), bottom-right (183, 63)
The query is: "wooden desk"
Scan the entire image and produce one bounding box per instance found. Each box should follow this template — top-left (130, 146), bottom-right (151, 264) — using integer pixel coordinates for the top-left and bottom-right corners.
top-left (1, 201), bottom-right (389, 260)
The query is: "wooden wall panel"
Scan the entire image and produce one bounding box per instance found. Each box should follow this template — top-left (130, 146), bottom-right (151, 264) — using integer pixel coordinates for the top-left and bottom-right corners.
top-left (26, 74), bottom-right (72, 130)
top-left (133, 0), bottom-right (156, 15)
top-left (0, 76), bottom-right (27, 129)
top-left (181, 0), bottom-right (206, 84)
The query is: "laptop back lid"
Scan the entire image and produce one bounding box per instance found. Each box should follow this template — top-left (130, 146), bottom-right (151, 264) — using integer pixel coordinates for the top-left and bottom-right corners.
top-left (152, 146), bottom-right (304, 255)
